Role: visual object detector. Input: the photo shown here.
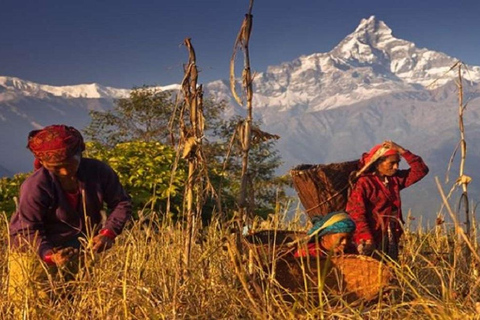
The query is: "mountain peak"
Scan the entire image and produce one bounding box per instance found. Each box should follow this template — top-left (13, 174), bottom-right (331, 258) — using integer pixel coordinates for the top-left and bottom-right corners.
top-left (348, 15), bottom-right (395, 49)
top-left (354, 15), bottom-right (393, 38)
top-left (329, 16), bottom-right (398, 65)
top-left (326, 16), bottom-right (479, 87)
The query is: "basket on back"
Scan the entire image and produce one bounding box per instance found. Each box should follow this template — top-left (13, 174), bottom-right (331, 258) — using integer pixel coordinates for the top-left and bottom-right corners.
top-left (290, 160), bottom-right (359, 220)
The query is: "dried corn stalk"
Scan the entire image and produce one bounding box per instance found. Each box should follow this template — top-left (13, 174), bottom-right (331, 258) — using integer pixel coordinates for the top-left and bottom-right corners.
top-left (180, 38), bottom-right (216, 271)
top-left (230, 1), bottom-right (254, 217)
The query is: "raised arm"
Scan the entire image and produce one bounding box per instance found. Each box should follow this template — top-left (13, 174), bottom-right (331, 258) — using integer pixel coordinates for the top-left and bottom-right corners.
top-left (384, 141), bottom-right (429, 189)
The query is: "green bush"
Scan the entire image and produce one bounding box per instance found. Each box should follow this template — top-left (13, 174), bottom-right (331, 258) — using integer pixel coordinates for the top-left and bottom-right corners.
top-left (85, 141), bottom-right (186, 217)
top-left (0, 172), bottom-right (31, 218)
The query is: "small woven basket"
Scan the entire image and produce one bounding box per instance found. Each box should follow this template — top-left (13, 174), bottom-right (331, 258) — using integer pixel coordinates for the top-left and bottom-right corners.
top-left (290, 160), bottom-right (359, 220)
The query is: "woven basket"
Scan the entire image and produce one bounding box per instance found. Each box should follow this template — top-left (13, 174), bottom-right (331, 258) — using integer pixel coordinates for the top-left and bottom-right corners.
top-left (244, 230), bottom-right (393, 302)
top-left (274, 254), bottom-right (393, 302)
top-left (290, 160), bottom-right (359, 220)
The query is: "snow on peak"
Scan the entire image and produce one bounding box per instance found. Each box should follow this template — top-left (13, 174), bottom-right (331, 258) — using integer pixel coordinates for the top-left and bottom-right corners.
top-left (354, 15), bottom-right (393, 39)
top-left (332, 16), bottom-right (399, 63)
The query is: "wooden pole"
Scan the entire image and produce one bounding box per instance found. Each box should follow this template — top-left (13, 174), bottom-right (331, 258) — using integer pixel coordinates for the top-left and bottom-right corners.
top-left (456, 65), bottom-right (470, 239)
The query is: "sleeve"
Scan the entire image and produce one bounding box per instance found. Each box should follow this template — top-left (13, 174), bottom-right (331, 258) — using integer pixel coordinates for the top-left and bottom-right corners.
top-left (9, 180), bottom-right (55, 259)
top-left (345, 179), bottom-right (374, 244)
top-left (100, 164), bottom-right (132, 236)
top-left (396, 150), bottom-right (429, 189)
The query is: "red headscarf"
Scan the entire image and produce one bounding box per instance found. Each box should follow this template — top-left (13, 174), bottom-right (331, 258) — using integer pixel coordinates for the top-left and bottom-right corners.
top-left (27, 125), bottom-right (85, 170)
top-left (359, 143), bottom-right (398, 170)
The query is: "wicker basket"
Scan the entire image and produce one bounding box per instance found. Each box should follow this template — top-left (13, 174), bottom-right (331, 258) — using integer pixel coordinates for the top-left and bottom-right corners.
top-left (290, 160), bottom-right (360, 220)
top-left (274, 254), bottom-right (393, 302)
top-left (244, 230), bottom-right (393, 302)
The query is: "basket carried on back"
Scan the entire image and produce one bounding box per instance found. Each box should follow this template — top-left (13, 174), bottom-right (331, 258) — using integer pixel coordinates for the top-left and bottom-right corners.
top-left (290, 160), bottom-right (359, 220)
top-left (243, 230), bottom-right (393, 302)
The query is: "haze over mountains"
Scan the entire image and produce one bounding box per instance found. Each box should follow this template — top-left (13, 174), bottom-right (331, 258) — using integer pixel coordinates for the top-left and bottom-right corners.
top-left (1, 16), bottom-right (479, 220)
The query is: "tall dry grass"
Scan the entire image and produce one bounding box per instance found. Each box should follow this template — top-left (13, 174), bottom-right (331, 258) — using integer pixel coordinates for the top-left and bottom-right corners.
top-left (1, 207), bottom-right (479, 319)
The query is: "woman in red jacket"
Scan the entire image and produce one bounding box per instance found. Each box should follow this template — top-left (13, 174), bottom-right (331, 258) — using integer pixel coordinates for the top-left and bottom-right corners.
top-left (346, 140), bottom-right (429, 260)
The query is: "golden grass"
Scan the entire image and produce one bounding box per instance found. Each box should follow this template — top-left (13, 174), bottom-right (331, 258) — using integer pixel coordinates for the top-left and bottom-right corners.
top-left (1, 211), bottom-right (479, 319)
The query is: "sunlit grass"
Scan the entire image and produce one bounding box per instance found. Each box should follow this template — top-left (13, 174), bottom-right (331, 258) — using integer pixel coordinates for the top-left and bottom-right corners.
top-left (1, 208), bottom-right (479, 319)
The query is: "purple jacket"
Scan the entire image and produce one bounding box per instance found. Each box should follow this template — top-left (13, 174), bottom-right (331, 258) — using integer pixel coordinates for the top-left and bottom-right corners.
top-left (9, 158), bottom-right (132, 258)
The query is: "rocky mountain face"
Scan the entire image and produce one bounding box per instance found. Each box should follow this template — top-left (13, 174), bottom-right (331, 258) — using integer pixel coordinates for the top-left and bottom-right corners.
top-left (1, 16), bottom-right (479, 221)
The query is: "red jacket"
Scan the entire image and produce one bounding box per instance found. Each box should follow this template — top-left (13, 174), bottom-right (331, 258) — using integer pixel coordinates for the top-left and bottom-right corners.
top-left (346, 151), bottom-right (429, 246)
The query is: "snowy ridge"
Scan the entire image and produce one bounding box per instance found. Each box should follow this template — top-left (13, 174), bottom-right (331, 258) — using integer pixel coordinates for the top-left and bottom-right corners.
top-left (3, 16), bottom-right (479, 112)
top-left (0, 76), bottom-right (130, 99)
top-left (0, 76), bottom-right (181, 100)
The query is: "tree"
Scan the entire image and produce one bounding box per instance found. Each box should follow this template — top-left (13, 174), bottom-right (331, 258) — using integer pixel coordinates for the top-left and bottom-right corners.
top-left (85, 141), bottom-right (186, 218)
top-left (84, 86), bottom-right (226, 147)
top-left (84, 86), bottom-right (174, 146)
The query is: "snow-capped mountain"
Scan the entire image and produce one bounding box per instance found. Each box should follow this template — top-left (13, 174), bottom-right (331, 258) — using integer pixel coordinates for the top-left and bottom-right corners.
top-left (1, 16), bottom-right (479, 219)
top-left (206, 16), bottom-right (480, 117)
top-left (329, 16), bottom-right (480, 87)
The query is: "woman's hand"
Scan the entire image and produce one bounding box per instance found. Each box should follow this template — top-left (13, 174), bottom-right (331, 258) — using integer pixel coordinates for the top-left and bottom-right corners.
top-left (92, 234), bottom-right (114, 253)
top-left (49, 247), bottom-right (78, 266)
top-left (383, 140), bottom-right (406, 155)
top-left (357, 239), bottom-right (375, 256)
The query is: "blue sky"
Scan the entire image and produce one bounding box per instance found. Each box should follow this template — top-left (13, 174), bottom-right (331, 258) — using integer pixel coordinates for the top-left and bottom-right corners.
top-left (1, 0), bottom-right (479, 88)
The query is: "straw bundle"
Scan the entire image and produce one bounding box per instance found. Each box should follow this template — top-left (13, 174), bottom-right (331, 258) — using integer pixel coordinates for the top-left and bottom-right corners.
top-left (290, 160), bottom-right (359, 220)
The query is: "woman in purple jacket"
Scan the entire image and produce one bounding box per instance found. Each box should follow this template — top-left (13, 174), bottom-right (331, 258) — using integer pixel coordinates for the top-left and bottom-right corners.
top-left (8, 124), bottom-right (132, 310)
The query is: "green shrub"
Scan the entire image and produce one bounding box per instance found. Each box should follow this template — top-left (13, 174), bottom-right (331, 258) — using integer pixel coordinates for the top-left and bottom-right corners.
top-left (85, 141), bottom-right (186, 217)
top-left (0, 172), bottom-right (31, 218)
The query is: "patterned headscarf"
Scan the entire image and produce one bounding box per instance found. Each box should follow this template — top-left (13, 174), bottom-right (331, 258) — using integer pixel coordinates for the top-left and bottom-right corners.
top-left (27, 125), bottom-right (85, 170)
top-left (308, 211), bottom-right (356, 238)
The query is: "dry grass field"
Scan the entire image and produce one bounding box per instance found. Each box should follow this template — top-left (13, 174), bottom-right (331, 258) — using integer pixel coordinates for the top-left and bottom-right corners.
top-left (1, 208), bottom-right (479, 320)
